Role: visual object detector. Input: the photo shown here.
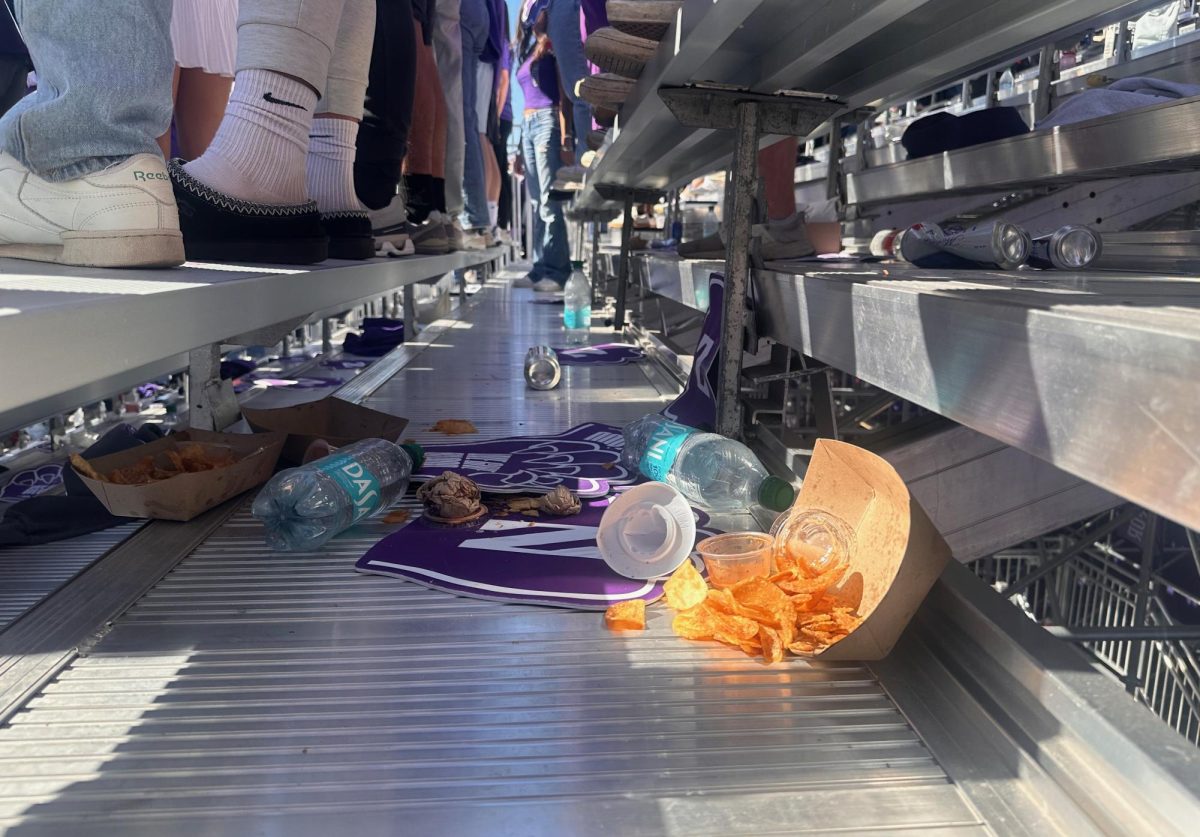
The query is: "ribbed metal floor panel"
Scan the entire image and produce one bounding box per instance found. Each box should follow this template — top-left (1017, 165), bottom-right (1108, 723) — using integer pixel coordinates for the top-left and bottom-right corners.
top-left (0, 523), bottom-right (142, 632)
top-left (0, 271), bottom-right (989, 835)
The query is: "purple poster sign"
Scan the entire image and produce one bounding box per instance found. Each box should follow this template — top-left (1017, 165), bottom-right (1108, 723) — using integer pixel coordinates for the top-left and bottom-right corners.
top-left (552, 343), bottom-right (645, 366)
top-left (356, 495), bottom-right (718, 609)
top-left (662, 273), bottom-right (723, 431)
top-left (234, 375), bottom-right (343, 394)
top-left (0, 463), bottom-right (64, 503)
top-left (414, 423), bottom-right (636, 497)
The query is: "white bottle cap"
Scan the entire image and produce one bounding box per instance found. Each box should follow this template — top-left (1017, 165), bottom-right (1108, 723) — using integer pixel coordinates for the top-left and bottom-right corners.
top-left (597, 482), bottom-right (696, 579)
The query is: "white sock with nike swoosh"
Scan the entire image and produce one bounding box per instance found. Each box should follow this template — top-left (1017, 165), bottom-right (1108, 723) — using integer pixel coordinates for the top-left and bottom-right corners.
top-left (183, 70), bottom-right (317, 205)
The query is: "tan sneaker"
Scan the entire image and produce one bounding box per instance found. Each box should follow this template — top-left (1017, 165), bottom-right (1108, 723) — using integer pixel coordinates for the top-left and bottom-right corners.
top-left (579, 73), bottom-right (636, 107)
top-left (0, 153), bottom-right (183, 267)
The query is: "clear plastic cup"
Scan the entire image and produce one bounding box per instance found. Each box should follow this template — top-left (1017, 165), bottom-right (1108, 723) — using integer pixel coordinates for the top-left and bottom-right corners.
top-left (696, 532), bottom-right (774, 588)
top-left (769, 509), bottom-right (854, 575)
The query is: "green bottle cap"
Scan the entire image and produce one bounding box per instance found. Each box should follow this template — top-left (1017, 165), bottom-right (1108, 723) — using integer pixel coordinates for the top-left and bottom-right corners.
top-left (758, 475), bottom-right (796, 513)
top-left (400, 443), bottom-right (426, 471)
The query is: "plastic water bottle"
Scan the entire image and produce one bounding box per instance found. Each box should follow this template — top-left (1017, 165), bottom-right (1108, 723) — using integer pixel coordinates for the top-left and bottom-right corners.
top-left (702, 206), bottom-right (720, 238)
top-left (252, 439), bottom-right (425, 551)
top-left (620, 414), bottom-right (795, 513)
top-left (998, 68), bottom-right (1015, 98)
top-left (563, 261), bottom-right (591, 345)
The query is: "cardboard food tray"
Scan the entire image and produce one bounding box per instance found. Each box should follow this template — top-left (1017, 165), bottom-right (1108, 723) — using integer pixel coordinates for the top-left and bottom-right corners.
top-left (242, 398), bottom-right (409, 464)
top-left (73, 429), bottom-right (286, 522)
top-left (798, 439), bottom-right (952, 661)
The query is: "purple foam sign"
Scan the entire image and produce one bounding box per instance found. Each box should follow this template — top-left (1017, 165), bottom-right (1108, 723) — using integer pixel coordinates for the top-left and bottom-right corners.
top-left (233, 375), bottom-right (343, 394)
top-left (662, 273), bottom-right (723, 431)
top-left (356, 495), bottom-right (719, 609)
top-left (0, 463), bottom-right (64, 503)
top-left (552, 343), bottom-right (645, 366)
top-left (414, 423), bottom-right (636, 497)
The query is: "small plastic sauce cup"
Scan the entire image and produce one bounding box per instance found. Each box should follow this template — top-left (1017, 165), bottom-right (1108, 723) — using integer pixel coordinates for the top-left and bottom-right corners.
top-left (696, 532), bottom-right (774, 588)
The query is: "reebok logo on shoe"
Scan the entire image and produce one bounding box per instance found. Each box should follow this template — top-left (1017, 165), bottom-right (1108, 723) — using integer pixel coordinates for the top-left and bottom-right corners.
top-left (133, 170), bottom-right (169, 182)
top-left (263, 92), bottom-right (308, 111)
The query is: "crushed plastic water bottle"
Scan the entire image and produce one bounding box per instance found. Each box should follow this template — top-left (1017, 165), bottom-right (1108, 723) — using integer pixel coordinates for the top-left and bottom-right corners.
top-left (563, 261), bottom-right (591, 345)
top-left (621, 414), bottom-right (795, 513)
top-left (252, 438), bottom-right (425, 551)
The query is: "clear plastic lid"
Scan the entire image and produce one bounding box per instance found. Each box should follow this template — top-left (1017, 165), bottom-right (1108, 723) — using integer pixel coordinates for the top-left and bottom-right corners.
top-left (597, 482), bottom-right (696, 580)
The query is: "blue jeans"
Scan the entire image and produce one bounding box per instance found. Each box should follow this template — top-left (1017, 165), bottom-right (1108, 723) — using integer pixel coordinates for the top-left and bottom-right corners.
top-left (546, 0), bottom-right (590, 165)
top-left (459, 0), bottom-right (489, 229)
top-left (1, 0), bottom-right (174, 180)
top-left (522, 108), bottom-right (569, 284)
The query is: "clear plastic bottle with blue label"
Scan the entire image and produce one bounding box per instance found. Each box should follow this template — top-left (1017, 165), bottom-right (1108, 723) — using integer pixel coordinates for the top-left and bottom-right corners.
top-left (563, 261), bottom-right (591, 345)
top-left (252, 439), bottom-right (425, 551)
top-left (620, 414), bottom-right (795, 513)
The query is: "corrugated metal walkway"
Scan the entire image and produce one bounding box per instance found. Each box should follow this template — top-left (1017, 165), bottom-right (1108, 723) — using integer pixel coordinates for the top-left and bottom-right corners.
top-left (0, 269), bottom-right (989, 835)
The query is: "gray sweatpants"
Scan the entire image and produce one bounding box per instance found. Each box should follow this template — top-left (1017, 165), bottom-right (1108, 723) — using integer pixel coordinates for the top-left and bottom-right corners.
top-left (433, 0), bottom-right (465, 216)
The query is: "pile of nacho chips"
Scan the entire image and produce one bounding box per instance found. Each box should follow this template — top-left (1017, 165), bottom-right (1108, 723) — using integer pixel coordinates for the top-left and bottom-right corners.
top-left (71, 443), bottom-right (238, 486)
top-left (605, 541), bottom-right (863, 663)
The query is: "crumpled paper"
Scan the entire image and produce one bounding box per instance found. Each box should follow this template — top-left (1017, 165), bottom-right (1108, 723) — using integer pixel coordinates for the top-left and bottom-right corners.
top-left (417, 471), bottom-right (483, 520)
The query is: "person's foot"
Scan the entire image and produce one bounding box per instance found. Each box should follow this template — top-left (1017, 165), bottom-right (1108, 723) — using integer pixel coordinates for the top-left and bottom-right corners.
top-left (677, 231), bottom-right (725, 260)
top-left (512, 274), bottom-right (535, 288)
top-left (0, 153), bottom-right (184, 268)
top-left (533, 278), bottom-right (563, 292)
top-left (578, 73), bottom-right (636, 107)
top-left (368, 195), bottom-right (411, 249)
top-left (586, 129), bottom-right (608, 151)
top-left (760, 211), bottom-right (815, 261)
top-left (169, 160), bottom-right (328, 264)
top-left (584, 27), bottom-right (658, 79)
top-left (460, 227), bottom-right (492, 251)
top-left (322, 210), bottom-right (375, 260)
top-left (446, 218), bottom-right (466, 251)
top-left (409, 217), bottom-right (451, 255)
top-left (377, 238), bottom-right (416, 257)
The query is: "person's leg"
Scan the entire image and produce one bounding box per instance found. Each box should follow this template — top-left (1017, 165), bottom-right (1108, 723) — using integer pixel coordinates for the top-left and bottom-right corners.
top-left (355, 0), bottom-right (416, 211)
top-left (491, 118), bottom-right (511, 229)
top-left (459, 0), bottom-right (488, 230)
top-left (433, 0), bottom-right (465, 218)
top-left (478, 63), bottom-right (499, 226)
top-left (0, 0), bottom-right (183, 267)
top-left (521, 120), bottom-right (545, 274)
top-left (173, 69), bottom-right (234, 159)
top-left (157, 66), bottom-right (183, 159)
top-left (172, 0), bottom-right (352, 264)
top-left (183, 0), bottom-right (349, 204)
top-left (531, 109), bottom-right (570, 283)
top-left (546, 0), bottom-right (590, 165)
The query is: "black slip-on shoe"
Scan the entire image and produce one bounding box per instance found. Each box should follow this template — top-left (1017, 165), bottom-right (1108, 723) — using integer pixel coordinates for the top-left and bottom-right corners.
top-left (322, 210), bottom-right (375, 260)
top-left (169, 159), bottom-right (329, 265)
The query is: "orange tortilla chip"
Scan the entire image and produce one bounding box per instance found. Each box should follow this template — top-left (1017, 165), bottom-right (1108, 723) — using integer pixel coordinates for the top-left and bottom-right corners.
top-left (662, 560), bottom-right (707, 612)
top-left (672, 604), bottom-right (718, 641)
top-left (605, 599), bottom-right (646, 631)
top-left (429, 419), bottom-right (478, 435)
top-left (758, 625), bottom-right (785, 665)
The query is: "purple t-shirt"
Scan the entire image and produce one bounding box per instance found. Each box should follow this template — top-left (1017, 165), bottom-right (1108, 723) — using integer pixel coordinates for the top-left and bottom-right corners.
top-left (517, 53), bottom-right (558, 110)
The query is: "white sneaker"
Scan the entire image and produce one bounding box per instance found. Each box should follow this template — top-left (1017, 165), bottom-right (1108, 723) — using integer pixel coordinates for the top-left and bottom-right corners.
top-left (533, 278), bottom-right (563, 292)
top-left (0, 152), bottom-right (184, 267)
top-left (512, 274), bottom-right (535, 288)
top-left (377, 238), bottom-right (415, 258)
top-left (367, 193), bottom-right (410, 247)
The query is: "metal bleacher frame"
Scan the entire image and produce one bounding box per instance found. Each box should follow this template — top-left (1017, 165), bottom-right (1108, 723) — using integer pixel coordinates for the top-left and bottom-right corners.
top-left (0, 247), bottom-right (512, 438)
top-left (570, 0), bottom-right (1200, 823)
